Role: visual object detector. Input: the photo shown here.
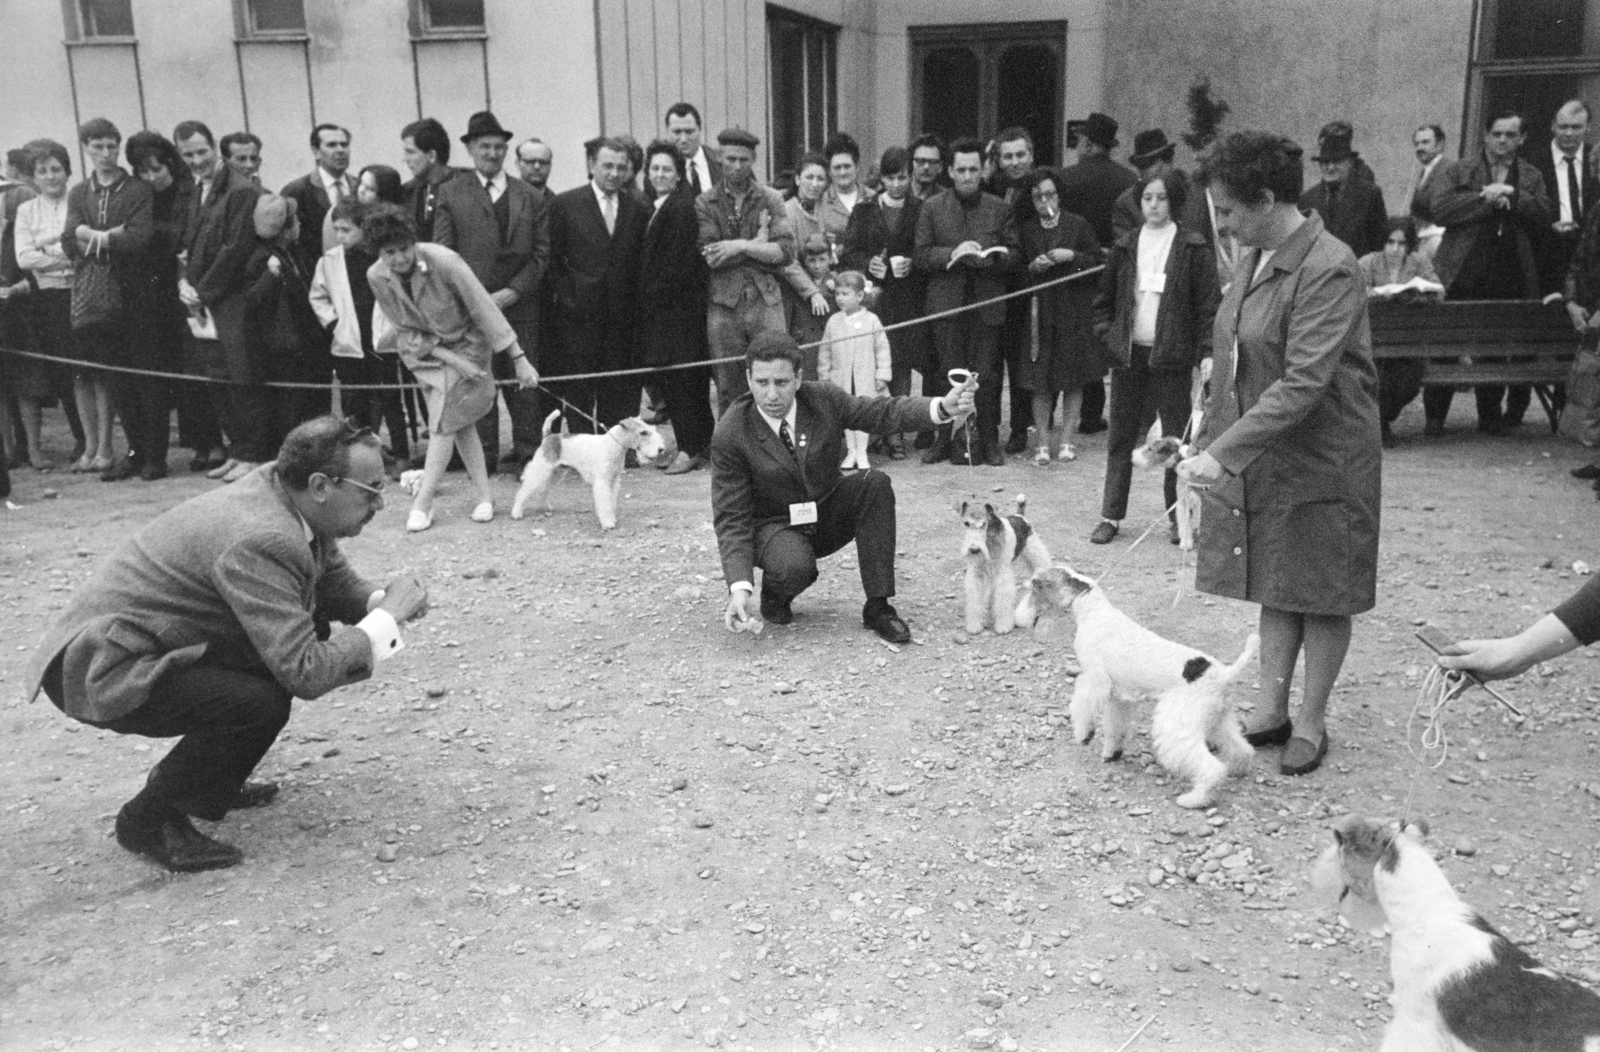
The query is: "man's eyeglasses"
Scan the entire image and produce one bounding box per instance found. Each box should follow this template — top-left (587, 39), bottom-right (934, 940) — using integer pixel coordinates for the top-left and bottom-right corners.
top-left (329, 475), bottom-right (385, 500)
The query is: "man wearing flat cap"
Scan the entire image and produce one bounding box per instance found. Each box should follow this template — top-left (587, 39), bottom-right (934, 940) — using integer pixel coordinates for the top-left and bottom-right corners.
top-left (433, 110), bottom-right (549, 473)
top-left (1302, 121), bottom-right (1389, 258)
top-left (696, 127), bottom-right (796, 417)
top-left (711, 331), bottom-right (977, 643)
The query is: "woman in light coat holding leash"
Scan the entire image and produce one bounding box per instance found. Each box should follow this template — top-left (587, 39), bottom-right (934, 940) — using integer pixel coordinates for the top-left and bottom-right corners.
top-left (361, 204), bottom-right (537, 533)
top-left (1178, 130), bottom-right (1381, 778)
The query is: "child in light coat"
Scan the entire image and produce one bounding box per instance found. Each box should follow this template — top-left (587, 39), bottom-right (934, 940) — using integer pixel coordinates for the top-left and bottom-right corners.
top-left (817, 269), bottom-right (891, 470)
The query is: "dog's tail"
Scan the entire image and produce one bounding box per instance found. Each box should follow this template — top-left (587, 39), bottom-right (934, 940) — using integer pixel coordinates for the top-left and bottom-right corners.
top-left (541, 410), bottom-right (562, 437)
top-left (1016, 492), bottom-right (1027, 517)
top-left (1222, 632), bottom-right (1261, 683)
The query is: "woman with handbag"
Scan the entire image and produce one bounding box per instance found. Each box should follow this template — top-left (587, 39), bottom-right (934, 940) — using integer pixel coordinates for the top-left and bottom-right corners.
top-left (361, 204), bottom-right (536, 532)
top-left (60, 118), bottom-right (153, 476)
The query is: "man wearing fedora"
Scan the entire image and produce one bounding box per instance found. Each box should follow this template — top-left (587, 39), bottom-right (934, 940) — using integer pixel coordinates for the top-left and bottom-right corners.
top-left (1058, 112), bottom-right (1136, 435)
top-left (1302, 122), bottom-right (1389, 259)
top-left (433, 110), bottom-right (549, 472)
top-left (1110, 128), bottom-right (1211, 242)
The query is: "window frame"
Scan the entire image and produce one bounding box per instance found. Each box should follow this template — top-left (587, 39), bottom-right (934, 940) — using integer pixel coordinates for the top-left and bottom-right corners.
top-left (234, 0), bottom-right (309, 41)
top-left (766, 4), bottom-right (840, 179)
top-left (63, 0), bottom-right (136, 42)
top-left (408, 0), bottom-right (488, 41)
top-left (1463, 0), bottom-right (1600, 156)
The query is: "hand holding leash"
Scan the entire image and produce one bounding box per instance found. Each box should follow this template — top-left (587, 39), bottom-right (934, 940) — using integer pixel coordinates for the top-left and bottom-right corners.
top-left (942, 368), bottom-right (978, 424)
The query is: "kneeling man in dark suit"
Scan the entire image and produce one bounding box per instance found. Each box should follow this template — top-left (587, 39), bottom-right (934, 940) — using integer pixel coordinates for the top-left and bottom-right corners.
top-left (28, 416), bottom-right (429, 872)
top-left (712, 331), bottom-right (976, 643)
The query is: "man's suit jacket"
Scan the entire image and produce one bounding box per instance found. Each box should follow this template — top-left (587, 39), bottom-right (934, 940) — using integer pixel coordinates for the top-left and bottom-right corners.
top-left (545, 182), bottom-right (647, 374)
top-left (281, 168), bottom-right (350, 260)
top-left (913, 188), bottom-right (1018, 325)
top-left (710, 384), bottom-right (938, 587)
top-left (433, 170), bottom-right (550, 327)
top-left (1432, 152), bottom-right (1555, 297)
top-left (186, 163), bottom-right (263, 308)
top-left (1405, 157), bottom-right (1451, 227)
top-left (635, 187), bottom-right (709, 368)
top-left (1057, 154), bottom-right (1138, 246)
top-left (1301, 177), bottom-right (1389, 257)
top-left (1531, 143), bottom-right (1600, 293)
top-left (27, 465), bottom-right (377, 722)
top-left (686, 145), bottom-right (723, 196)
top-left (401, 163), bottom-right (463, 243)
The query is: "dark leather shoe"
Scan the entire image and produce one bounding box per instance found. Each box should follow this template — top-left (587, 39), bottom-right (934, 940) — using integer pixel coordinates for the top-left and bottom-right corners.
top-left (760, 589), bottom-right (793, 625)
top-left (229, 781), bottom-right (280, 811)
top-left (100, 457), bottom-right (141, 482)
top-left (1004, 430), bottom-right (1029, 454)
top-left (1281, 733), bottom-right (1329, 776)
top-left (921, 435), bottom-right (951, 465)
top-left (140, 461), bottom-right (169, 481)
top-left (1422, 418), bottom-right (1445, 437)
top-left (1243, 719), bottom-right (1293, 748)
top-left (1089, 520), bottom-right (1119, 545)
top-left (1572, 463), bottom-right (1600, 479)
top-left (116, 809), bottom-right (243, 872)
top-left (1078, 417), bottom-right (1109, 435)
top-left (863, 601), bottom-right (911, 644)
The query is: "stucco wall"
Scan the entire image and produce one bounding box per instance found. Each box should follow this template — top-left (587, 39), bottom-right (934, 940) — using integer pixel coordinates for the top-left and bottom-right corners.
top-left (1102, 0), bottom-right (1474, 213)
top-left (0, 1), bottom-right (601, 194)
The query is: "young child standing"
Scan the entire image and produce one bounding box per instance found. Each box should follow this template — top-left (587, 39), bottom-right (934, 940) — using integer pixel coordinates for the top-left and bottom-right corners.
top-left (817, 269), bottom-right (891, 471)
top-left (785, 233), bottom-right (836, 380)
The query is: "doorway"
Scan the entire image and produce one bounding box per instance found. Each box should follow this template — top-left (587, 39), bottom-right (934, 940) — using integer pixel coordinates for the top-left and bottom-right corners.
top-left (908, 22), bottom-right (1067, 165)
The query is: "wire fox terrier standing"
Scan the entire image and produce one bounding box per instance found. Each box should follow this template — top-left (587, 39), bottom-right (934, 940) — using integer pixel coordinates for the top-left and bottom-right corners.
top-left (959, 494), bottom-right (1052, 636)
top-left (510, 411), bottom-right (666, 530)
top-left (1315, 816), bottom-right (1600, 1052)
top-left (1016, 566), bottom-right (1259, 808)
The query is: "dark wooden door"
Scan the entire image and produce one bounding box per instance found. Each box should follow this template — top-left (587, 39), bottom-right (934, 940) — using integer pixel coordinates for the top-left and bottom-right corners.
top-left (909, 22), bottom-right (1067, 165)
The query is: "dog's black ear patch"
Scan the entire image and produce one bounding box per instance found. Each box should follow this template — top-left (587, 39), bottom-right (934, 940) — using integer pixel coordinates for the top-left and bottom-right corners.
top-left (1008, 515), bottom-right (1033, 558)
top-left (1182, 656), bottom-right (1211, 682)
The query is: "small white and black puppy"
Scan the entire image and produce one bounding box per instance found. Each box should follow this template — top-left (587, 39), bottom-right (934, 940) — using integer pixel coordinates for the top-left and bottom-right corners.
top-left (959, 494), bottom-right (1052, 636)
top-left (1316, 816), bottom-right (1600, 1052)
top-left (1017, 566), bottom-right (1258, 808)
top-left (510, 411), bottom-right (666, 530)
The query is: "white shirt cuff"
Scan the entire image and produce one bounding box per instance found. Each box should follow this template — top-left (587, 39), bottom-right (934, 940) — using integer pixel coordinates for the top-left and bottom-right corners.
top-left (930, 400), bottom-right (951, 425)
top-left (358, 608), bottom-right (404, 663)
top-left (730, 581), bottom-right (754, 595)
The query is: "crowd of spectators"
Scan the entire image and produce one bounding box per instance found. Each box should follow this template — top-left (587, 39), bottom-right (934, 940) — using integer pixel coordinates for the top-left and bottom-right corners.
top-left (2, 98), bottom-right (1597, 512)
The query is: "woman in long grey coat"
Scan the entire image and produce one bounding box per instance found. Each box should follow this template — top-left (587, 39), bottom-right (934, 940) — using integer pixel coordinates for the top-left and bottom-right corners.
top-left (1179, 131), bottom-right (1381, 778)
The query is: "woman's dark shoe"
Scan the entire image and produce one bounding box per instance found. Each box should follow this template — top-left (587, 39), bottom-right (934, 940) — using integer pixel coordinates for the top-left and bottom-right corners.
top-left (1089, 520), bottom-right (1119, 545)
top-left (1280, 733), bottom-right (1329, 776)
top-left (1573, 463), bottom-right (1600, 479)
top-left (1243, 719), bottom-right (1293, 748)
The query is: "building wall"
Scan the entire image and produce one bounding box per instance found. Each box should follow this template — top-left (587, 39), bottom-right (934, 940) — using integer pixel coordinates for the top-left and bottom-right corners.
top-left (0, 0), bottom-right (602, 193)
top-left (1103, 0), bottom-right (1474, 215)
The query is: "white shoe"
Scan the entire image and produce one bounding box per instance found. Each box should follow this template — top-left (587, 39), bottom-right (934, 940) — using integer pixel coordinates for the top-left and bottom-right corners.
top-left (1033, 445), bottom-right (1051, 466)
top-left (470, 501), bottom-right (494, 523)
top-left (406, 508), bottom-right (433, 532)
top-left (1056, 444), bottom-right (1077, 462)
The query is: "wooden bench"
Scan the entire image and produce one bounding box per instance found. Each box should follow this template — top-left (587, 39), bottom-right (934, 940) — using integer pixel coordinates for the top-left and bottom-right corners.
top-left (1367, 298), bottom-right (1577, 433)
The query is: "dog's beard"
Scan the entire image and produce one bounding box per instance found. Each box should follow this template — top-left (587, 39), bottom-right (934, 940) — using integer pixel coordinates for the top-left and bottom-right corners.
top-left (1311, 841), bottom-right (1390, 937)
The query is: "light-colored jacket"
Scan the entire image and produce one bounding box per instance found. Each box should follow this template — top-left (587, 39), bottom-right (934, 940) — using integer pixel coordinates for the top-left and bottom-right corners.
top-left (310, 245), bottom-right (396, 360)
top-left (818, 308), bottom-right (891, 396)
top-left (366, 241), bottom-right (516, 376)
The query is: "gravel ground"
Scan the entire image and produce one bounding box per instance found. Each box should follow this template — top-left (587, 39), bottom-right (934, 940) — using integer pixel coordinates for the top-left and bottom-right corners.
top-left (3, 405), bottom-right (1600, 1052)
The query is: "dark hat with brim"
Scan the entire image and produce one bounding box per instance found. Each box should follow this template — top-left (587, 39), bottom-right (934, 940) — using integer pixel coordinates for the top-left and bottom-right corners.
top-left (717, 127), bottom-right (760, 149)
top-left (1312, 121), bottom-right (1358, 162)
top-left (1130, 129), bottom-right (1176, 166)
top-left (461, 111), bottom-right (512, 144)
top-left (1082, 113), bottom-right (1120, 149)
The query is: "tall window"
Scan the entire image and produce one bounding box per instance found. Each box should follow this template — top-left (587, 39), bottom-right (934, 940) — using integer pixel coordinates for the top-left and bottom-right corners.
top-left (413, 0), bottom-right (485, 34)
top-left (240, 0), bottom-right (306, 36)
top-left (73, 0), bottom-right (135, 38)
top-left (908, 24), bottom-right (1066, 166)
top-left (768, 6), bottom-right (837, 179)
top-left (1468, 0), bottom-right (1600, 156)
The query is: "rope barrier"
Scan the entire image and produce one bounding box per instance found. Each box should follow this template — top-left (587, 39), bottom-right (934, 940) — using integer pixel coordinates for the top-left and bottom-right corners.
top-left (0, 265), bottom-right (1104, 392)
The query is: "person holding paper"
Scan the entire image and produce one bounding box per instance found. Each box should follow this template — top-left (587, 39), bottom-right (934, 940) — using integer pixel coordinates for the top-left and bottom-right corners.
top-left (711, 331), bottom-right (976, 644)
top-left (1358, 216), bottom-right (1442, 446)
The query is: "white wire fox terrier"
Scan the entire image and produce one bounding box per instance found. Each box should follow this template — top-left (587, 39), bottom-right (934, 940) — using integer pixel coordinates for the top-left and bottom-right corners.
top-left (959, 494), bottom-right (1052, 636)
top-left (1315, 816), bottom-right (1600, 1052)
top-left (1015, 566), bottom-right (1259, 809)
top-left (510, 411), bottom-right (666, 530)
